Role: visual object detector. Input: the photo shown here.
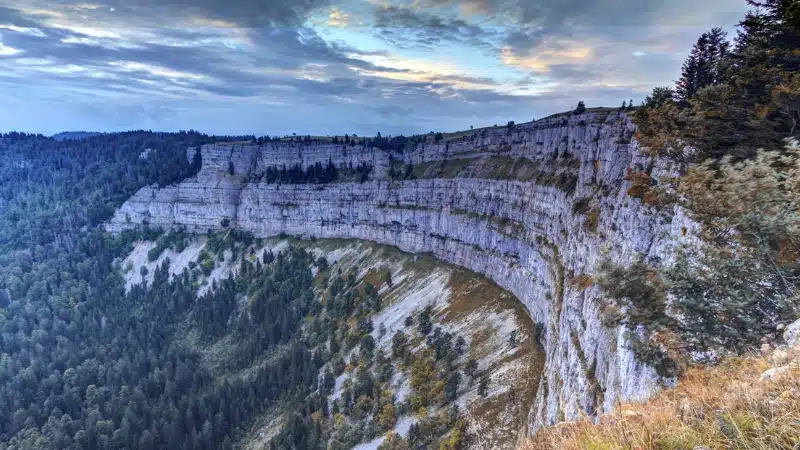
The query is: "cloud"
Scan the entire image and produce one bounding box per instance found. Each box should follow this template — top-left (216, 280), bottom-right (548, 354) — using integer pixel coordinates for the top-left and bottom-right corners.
top-left (5, 0), bottom-right (331, 27)
top-left (372, 4), bottom-right (499, 51)
top-left (421, 0), bottom-right (743, 28)
top-left (0, 0), bottom-right (751, 136)
top-left (327, 7), bottom-right (350, 27)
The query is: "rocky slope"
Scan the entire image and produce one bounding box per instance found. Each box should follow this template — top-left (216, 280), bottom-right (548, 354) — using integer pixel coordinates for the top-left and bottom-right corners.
top-left (107, 110), bottom-right (691, 430)
top-left (123, 236), bottom-right (542, 448)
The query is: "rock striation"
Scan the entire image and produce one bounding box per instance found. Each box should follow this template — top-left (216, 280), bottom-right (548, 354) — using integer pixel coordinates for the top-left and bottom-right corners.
top-left (107, 110), bottom-right (690, 431)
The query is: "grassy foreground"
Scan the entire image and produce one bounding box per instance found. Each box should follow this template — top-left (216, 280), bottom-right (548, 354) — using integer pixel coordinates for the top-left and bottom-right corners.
top-left (522, 349), bottom-right (800, 450)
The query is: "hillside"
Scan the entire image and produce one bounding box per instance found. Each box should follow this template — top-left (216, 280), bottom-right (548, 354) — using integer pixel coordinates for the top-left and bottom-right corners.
top-left (107, 110), bottom-right (691, 431)
top-left (120, 235), bottom-right (543, 449)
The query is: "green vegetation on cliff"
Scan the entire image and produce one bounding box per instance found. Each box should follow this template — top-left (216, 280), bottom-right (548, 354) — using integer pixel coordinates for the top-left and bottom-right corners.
top-left (539, 2), bottom-right (800, 447)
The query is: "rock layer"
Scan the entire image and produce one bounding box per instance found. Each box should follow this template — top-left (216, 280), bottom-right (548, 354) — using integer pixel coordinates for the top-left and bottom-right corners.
top-left (107, 110), bottom-right (689, 430)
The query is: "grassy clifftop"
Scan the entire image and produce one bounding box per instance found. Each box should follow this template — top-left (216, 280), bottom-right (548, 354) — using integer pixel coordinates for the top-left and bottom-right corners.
top-left (523, 341), bottom-right (800, 450)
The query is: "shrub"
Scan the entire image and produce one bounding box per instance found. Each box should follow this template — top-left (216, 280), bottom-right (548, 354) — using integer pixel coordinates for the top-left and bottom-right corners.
top-left (569, 274), bottom-right (594, 291)
top-left (624, 169), bottom-right (675, 207)
top-left (597, 259), bottom-right (671, 332)
top-left (571, 197), bottom-right (591, 215)
top-left (665, 142), bottom-right (800, 353)
top-left (583, 208), bottom-right (600, 233)
top-left (597, 258), bottom-right (677, 376)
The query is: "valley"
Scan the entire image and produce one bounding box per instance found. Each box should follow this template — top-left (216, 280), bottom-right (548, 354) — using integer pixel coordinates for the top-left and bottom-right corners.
top-left (121, 232), bottom-right (543, 449)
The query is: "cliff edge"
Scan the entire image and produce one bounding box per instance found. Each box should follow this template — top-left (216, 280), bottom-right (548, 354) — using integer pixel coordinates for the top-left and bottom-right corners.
top-left (107, 110), bottom-right (691, 430)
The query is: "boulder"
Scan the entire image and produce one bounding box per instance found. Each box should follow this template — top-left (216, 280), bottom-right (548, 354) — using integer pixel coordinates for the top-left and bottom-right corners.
top-left (783, 318), bottom-right (800, 347)
top-left (760, 365), bottom-right (795, 382)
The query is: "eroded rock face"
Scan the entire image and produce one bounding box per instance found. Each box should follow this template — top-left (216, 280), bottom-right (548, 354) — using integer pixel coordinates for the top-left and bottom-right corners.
top-left (107, 111), bottom-right (689, 430)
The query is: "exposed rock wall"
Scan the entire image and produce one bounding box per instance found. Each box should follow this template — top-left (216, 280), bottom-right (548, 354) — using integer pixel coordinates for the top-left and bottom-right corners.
top-left (108, 110), bottom-right (689, 430)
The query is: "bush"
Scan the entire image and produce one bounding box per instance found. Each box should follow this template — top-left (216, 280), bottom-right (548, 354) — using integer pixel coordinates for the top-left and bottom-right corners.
top-left (572, 197), bottom-right (591, 215)
top-left (597, 258), bottom-right (677, 376)
top-left (643, 86), bottom-right (675, 108)
top-left (597, 259), bottom-right (671, 332)
top-left (668, 142), bottom-right (800, 354)
top-left (624, 169), bottom-right (675, 207)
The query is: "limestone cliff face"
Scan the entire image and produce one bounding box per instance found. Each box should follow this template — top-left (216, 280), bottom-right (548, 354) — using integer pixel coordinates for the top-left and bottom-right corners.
top-left (108, 110), bottom-right (689, 430)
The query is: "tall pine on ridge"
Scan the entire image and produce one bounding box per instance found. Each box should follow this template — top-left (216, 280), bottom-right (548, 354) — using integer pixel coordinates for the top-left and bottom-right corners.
top-left (675, 27), bottom-right (730, 103)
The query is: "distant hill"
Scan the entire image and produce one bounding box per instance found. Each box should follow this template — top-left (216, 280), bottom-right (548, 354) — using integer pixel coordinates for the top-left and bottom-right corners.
top-left (51, 131), bottom-right (105, 141)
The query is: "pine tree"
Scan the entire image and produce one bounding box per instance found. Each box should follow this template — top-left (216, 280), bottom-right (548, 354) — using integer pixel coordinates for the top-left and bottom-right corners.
top-left (676, 27), bottom-right (729, 102)
top-left (477, 375), bottom-right (489, 397)
top-left (191, 149), bottom-right (202, 173)
top-left (675, 39), bottom-right (704, 102)
top-left (643, 86), bottom-right (676, 108)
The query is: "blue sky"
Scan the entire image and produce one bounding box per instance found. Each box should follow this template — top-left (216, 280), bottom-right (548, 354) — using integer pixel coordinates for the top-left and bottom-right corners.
top-left (0, 0), bottom-right (748, 136)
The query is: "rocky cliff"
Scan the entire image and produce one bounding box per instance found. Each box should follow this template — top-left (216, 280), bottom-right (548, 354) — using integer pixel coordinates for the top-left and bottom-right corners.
top-left (107, 110), bottom-right (690, 430)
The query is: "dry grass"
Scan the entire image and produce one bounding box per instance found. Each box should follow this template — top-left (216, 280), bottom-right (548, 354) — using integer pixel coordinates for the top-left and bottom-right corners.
top-left (569, 274), bottom-right (594, 291)
top-left (440, 270), bottom-right (509, 322)
top-left (522, 353), bottom-right (800, 450)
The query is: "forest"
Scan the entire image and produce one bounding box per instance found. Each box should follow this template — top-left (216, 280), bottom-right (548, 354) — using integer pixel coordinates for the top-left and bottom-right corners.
top-left (0, 130), bottom-right (471, 449)
top-left (255, 161), bottom-right (373, 184)
top-left (0, 132), bottom-right (326, 449)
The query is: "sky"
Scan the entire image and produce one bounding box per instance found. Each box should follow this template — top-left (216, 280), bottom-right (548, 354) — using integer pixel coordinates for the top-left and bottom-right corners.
top-left (0, 0), bottom-right (749, 136)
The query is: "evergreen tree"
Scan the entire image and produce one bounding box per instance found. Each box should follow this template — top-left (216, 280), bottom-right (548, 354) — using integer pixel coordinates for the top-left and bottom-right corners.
top-left (676, 27), bottom-right (730, 102)
top-left (477, 375), bottom-right (489, 397)
top-left (191, 149), bottom-right (203, 173)
top-left (643, 86), bottom-right (676, 108)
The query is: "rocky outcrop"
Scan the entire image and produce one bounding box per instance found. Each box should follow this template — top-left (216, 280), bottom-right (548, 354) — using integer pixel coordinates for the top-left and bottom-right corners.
top-left (784, 318), bottom-right (800, 347)
top-left (107, 110), bottom-right (690, 430)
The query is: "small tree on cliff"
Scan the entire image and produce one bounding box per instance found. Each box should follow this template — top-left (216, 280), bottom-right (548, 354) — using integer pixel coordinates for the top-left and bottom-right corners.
top-left (191, 149), bottom-right (202, 173)
top-left (574, 101), bottom-right (586, 115)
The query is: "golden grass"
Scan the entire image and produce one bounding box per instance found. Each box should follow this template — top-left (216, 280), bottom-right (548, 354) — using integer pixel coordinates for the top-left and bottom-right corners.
top-left (522, 354), bottom-right (800, 450)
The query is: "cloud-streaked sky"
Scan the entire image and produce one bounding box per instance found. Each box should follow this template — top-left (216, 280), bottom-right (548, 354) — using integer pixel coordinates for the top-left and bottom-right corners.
top-left (0, 0), bottom-right (748, 136)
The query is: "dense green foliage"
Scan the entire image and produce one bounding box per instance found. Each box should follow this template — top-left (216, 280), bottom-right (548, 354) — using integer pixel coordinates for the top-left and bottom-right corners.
top-left (674, 27), bottom-right (730, 103)
top-left (0, 133), bottom-right (328, 449)
top-left (256, 161), bottom-right (373, 184)
top-left (635, 0), bottom-right (798, 161)
top-left (0, 131), bottom-right (210, 252)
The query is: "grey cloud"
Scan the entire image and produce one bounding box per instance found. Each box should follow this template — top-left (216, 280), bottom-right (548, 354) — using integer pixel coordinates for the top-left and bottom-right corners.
top-left (372, 5), bottom-right (499, 51)
top-left (424, 0), bottom-right (744, 28)
top-left (0, 2), bottom-right (520, 125)
top-left (0, 7), bottom-right (417, 100)
top-left (435, 74), bottom-right (499, 86)
top-left (7, 0), bottom-right (331, 27)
